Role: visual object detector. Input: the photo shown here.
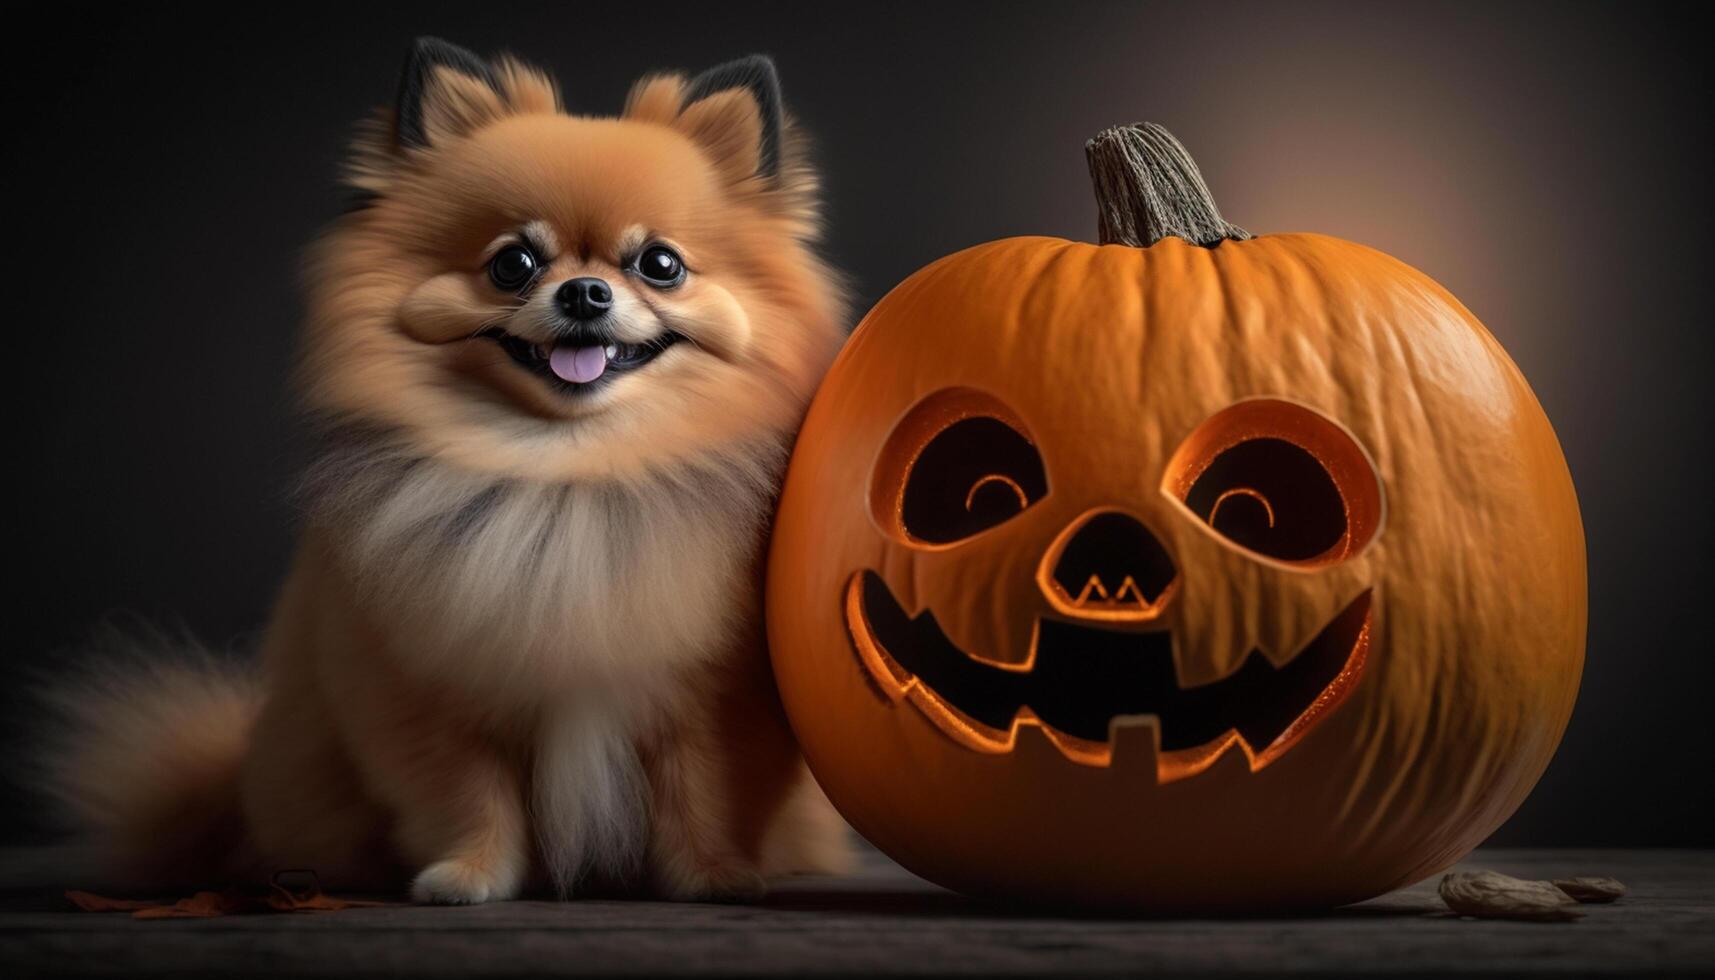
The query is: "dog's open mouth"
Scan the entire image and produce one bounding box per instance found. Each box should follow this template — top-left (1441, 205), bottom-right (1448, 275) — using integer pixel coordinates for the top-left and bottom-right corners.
top-left (845, 570), bottom-right (1372, 780)
top-left (482, 328), bottom-right (683, 391)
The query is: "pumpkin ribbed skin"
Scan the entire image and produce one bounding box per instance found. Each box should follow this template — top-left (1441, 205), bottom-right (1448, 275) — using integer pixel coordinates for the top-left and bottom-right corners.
top-left (767, 232), bottom-right (1584, 911)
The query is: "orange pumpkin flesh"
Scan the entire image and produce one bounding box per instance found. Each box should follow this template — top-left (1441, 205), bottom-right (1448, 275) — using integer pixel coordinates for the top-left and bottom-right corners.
top-left (767, 125), bottom-right (1584, 911)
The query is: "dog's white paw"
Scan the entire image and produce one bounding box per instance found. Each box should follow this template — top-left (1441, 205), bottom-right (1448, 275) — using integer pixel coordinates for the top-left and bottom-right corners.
top-left (410, 858), bottom-right (522, 905)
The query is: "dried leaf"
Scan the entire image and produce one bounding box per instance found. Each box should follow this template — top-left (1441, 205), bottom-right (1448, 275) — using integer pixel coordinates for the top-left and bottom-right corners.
top-left (65, 891), bottom-right (154, 913)
top-left (264, 883), bottom-right (386, 912)
top-left (1439, 870), bottom-right (1584, 922)
top-left (131, 891), bottom-right (242, 919)
top-left (66, 881), bottom-right (388, 919)
top-left (1553, 876), bottom-right (1627, 903)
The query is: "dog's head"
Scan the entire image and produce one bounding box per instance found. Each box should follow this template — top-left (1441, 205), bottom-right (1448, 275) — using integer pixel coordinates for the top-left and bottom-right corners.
top-left (302, 39), bottom-right (845, 482)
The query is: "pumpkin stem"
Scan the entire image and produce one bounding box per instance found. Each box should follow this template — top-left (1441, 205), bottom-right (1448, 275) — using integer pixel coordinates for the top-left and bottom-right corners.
top-left (1085, 123), bottom-right (1251, 248)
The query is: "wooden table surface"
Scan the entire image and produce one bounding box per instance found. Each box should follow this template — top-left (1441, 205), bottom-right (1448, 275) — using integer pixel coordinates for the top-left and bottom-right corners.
top-left (2, 845), bottom-right (1710, 976)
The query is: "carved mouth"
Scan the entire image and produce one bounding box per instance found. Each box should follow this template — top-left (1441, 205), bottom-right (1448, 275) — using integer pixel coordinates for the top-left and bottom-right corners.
top-left (845, 571), bottom-right (1371, 780)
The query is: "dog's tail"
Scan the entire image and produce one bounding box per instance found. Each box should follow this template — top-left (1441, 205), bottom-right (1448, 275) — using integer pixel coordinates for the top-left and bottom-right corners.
top-left (34, 627), bottom-right (262, 888)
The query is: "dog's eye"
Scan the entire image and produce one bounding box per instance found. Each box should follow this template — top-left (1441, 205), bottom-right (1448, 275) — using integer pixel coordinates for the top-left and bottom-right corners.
top-left (488, 245), bottom-right (539, 292)
top-left (635, 244), bottom-right (686, 287)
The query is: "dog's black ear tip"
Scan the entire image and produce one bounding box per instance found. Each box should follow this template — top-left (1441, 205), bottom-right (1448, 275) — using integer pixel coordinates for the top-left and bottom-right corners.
top-left (683, 54), bottom-right (787, 179)
top-left (403, 37), bottom-right (487, 74)
top-left (735, 53), bottom-right (779, 74)
top-left (405, 36), bottom-right (448, 66)
top-left (395, 37), bottom-right (495, 151)
top-left (689, 54), bottom-right (783, 97)
top-left (735, 54), bottom-right (781, 90)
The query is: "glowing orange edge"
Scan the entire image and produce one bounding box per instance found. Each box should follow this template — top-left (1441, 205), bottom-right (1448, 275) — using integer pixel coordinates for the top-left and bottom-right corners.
top-left (1033, 508), bottom-right (1177, 624)
top-left (844, 571), bottom-right (1373, 782)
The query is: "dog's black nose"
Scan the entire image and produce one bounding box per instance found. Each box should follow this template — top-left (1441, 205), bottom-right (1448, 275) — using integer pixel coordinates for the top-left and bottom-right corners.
top-left (556, 277), bottom-right (614, 320)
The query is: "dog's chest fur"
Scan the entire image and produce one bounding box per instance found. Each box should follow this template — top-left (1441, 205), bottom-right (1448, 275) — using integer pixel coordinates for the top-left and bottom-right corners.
top-left (306, 432), bottom-right (782, 691)
top-left (302, 431), bottom-right (786, 887)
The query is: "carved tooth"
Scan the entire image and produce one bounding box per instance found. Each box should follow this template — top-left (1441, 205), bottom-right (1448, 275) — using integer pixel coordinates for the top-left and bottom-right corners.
top-left (1011, 715), bottom-right (1065, 762)
top-left (1108, 714), bottom-right (1162, 777)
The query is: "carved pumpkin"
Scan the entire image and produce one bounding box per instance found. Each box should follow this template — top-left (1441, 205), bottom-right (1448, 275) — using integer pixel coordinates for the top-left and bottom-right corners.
top-left (767, 123), bottom-right (1585, 911)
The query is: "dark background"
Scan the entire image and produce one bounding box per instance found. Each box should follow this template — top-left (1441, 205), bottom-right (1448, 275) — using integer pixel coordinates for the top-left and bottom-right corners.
top-left (7, 1), bottom-right (1709, 846)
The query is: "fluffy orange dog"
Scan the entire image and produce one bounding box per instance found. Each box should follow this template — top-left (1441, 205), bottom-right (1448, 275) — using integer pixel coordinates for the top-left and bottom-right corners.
top-left (43, 38), bottom-right (849, 903)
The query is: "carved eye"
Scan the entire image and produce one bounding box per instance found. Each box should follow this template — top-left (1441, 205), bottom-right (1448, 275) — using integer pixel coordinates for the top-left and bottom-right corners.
top-left (901, 418), bottom-right (1047, 544)
top-left (1184, 438), bottom-right (1345, 561)
top-left (1165, 399), bottom-right (1383, 565)
top-left (872, 389), bottom-right (1048, 547)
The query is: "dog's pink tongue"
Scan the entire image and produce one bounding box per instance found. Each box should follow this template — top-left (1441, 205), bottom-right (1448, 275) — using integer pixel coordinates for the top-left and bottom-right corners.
top-left (548, 345), bottom-right (608, 384)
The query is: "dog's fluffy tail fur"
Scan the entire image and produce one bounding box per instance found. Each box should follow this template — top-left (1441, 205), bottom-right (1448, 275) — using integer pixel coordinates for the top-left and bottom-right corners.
top-left (36, 629), bottom-right (261, 888)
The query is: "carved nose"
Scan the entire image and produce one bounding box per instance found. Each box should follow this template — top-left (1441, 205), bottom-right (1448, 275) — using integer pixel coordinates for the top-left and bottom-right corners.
top-left (1047, 511), bottom-right (1178, 613)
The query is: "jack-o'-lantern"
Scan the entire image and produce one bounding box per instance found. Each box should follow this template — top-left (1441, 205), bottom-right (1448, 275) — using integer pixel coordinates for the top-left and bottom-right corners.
top-left (767, 123), bottom-right (1585, 911)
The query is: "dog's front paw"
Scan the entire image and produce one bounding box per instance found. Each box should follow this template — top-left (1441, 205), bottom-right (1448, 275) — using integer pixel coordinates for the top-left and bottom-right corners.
top-left (658, 862), bottom-right (768, 904)
top-left (410, 857), bottom-right (522, 905)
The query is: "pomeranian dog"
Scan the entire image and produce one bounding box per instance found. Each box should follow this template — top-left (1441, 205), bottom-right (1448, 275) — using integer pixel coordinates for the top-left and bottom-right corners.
top-left (41, 38), bottom-right (851, 903)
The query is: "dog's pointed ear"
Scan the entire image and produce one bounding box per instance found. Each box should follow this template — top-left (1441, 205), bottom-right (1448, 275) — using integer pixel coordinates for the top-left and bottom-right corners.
top-left (394, 37), bottom-right (510, 150)
top-left (342, 39), bottom-right (557, 205)
top-left (344, 38), bottom-right (559, 203)
top-left (626, 55), bottom-right (785, 185)
top-left (682, 55), bottom-right (784, 180)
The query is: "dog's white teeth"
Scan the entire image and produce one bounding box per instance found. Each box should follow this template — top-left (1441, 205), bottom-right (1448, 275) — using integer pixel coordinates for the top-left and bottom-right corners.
top-left (604, 344), bottom-right (618, 359)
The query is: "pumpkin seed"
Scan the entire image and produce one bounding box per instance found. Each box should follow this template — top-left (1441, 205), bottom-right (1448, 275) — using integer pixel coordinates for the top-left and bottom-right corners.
top-left (1553, 876), bottom-right (1628, 903)
top-left (1438, 871), bottom-right (1584, 922)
